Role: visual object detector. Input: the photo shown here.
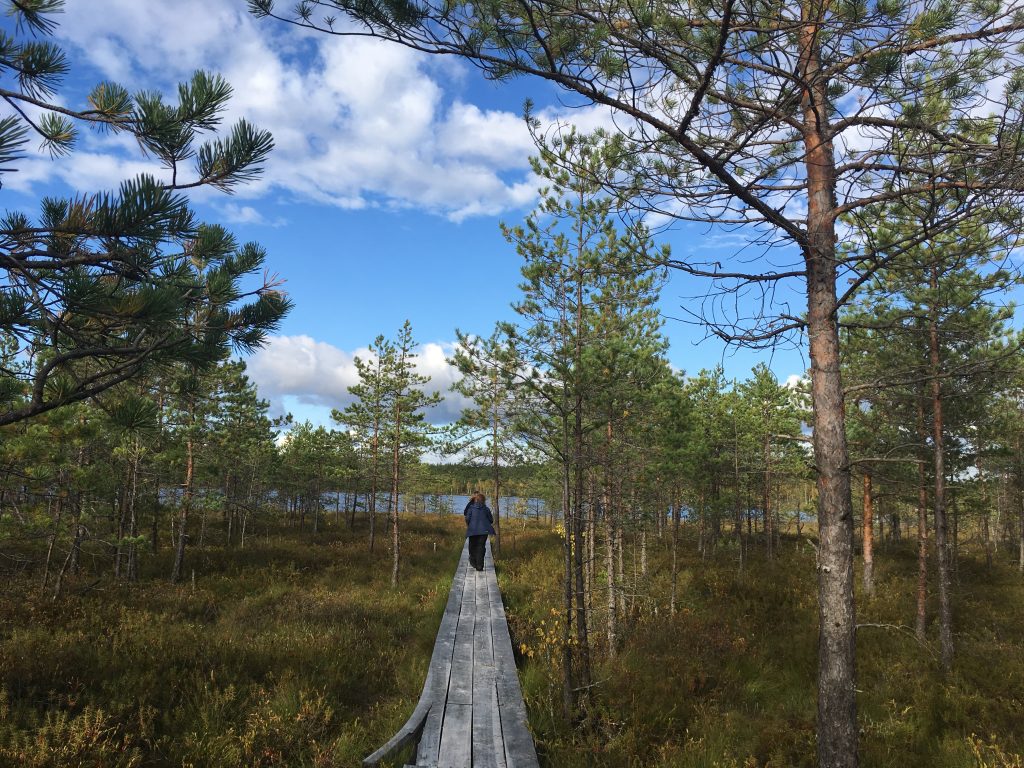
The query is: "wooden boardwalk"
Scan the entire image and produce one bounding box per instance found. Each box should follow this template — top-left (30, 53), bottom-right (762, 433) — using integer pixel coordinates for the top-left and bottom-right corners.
top-left (363, 541), bottom-right (540, 768)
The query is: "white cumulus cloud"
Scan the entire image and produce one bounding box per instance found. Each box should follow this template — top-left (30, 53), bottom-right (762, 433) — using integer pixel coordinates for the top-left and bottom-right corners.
top-left (245, 334), bottom-right (471, 424)
top-left (35, 0), bottom-right (617, 221)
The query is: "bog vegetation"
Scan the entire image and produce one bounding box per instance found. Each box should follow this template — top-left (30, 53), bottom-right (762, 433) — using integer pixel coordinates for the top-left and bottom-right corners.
top-left (3, 1), bottom-right (1024, 766)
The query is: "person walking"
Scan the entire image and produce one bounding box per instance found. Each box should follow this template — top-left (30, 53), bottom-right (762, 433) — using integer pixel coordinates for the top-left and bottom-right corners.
top-left (464, 491), bottom-right (495, 572)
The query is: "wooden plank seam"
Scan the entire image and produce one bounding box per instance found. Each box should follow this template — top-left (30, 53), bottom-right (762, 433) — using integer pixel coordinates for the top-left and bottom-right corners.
top-left (364, 539), bottom-right (539, 768)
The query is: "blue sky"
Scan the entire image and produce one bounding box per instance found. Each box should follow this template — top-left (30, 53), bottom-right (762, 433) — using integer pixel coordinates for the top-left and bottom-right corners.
top-left (2, 0), bottom-right (812, 426)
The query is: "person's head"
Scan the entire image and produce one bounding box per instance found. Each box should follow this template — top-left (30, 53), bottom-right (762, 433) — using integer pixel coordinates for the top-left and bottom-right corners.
top-left (472, 491), bottom-right (486, 504)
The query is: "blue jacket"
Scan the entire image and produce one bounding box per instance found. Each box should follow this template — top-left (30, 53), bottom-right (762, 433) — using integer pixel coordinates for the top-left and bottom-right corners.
top-left (464, 501), bottom-right (496, 537)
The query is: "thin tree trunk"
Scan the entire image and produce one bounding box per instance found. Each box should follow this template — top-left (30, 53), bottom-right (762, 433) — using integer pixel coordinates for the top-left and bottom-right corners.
top-left (492, 385), bottom-right (502, 554)
top-left (151, 483), bottom-right (161, 554)
top-left (734, 404), bottom-right (744, 572)
top-left (615, 521), bottom-right (625, 615)
top-left (982, 508), bottom-right (992, 570)
top-left (601, 420), bottom-right (618, 645)
top-left (390, 415), bottom-right (402, 588)
top-left (586, 479), bottom-right (596, 630)
top-left (952, 496), bottom-right (960, 582)
top-left (862, 470), bottom-right (874, 596)
top-left (115, 480), bottom-right (127, 579)
top-left (369, 430), bottom-right (379, 552)
top-left (171, 436), bottom-right (194, 584)
top-left (916, 403), bottom-right (929, 642)
top-left (670, 497), bottom-right (679, 616)
top-left (69, 492), bottom-right (83, 575)
top-left (126, 447), bottom-right (140, 582)
top-left (764, 433), bottom-right (774, 559)
top-left (198, 494), bottom-right (208, 549)
top-left (604, 489), bottom-right (616, 656)
top-left (571, 275), bottom-right (591, 700)
top-left (1018, 487), bottom-right (1023, 573)
top-left (641, 525), bottom-right (648, 578)
top-left (560, 426), bottom-right (574, 720)
top-left (800, 9), bottom-right (858, 761)
top-left (929, 265), bottom-right (954, 672)
top-left (41, 494), bottom-right (62, 592)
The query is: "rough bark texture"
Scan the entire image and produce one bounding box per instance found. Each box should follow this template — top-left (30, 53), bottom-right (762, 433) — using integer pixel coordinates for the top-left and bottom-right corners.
top-left (641, 526), bottom-right (648, 578)
top-left (800, 8), bottom-right (858, 764)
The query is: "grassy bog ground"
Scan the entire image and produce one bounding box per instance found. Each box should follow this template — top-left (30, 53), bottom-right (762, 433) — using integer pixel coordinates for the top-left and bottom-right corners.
top-left (496, 523), bottom-right (1024, 768)
top-left (0, 513), bottom-right (468, 767)
top-left (1, 513), bottom-right (1022, 767)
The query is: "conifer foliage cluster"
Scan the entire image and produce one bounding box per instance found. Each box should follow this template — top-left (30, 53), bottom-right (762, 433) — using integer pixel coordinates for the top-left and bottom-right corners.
top-left (0, 0), bottom-right (288, 425)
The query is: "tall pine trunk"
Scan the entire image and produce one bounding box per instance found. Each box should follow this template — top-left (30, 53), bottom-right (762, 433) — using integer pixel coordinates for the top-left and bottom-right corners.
top-left (862, 470), bottom-right (874, 596)
top-left (603, 422), bottom-right (616, 655)
top-left (928, 265), bottom-right (954, 672)
top-left (126, 447), bottom-right (140, 582)
top-left (916, 403), bottom-right (929, 641)
top-left (491, 379), bottom-right (502, 554)
top-left (800, 8), bottom-right (858, 762)
top-left (670, 496), bottom-right (680, 616)
top-left (390, 405), bottom-right (403, 588)
top-left (171, 436), bottom-right (194, 584)
top-left (560, 416), bottom-right (575, 719)
top-left (571, 274), bottom-right (591, 701)
top-left (368, 429), bottom-right (379, 552)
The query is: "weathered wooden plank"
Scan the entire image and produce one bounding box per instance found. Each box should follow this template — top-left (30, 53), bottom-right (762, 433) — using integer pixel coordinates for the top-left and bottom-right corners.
top-left (472, 659), bottom-right (507, 768)
top-left (474, 565), bottom-right (494, 666)
top-left (365, 543), bottom-right (468, 767)
top-left (446, 571), bottom-right (476, 706)
top-left (438, 702), bottom-right (472, 768)
top-left (369, 539), bottom-right (539, 768)
top-left (472, 548), bottom-right (505, 768)
top-left (485, 546), bottom-right (540, 768)
top-left (484, 544), bottom-right (508, 768)
top-left (415, 543), bottom-right (470, 766)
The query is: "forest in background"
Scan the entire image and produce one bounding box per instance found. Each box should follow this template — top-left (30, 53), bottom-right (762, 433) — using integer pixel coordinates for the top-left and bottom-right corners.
top-left (4, 0), bottom-right (1024, 765)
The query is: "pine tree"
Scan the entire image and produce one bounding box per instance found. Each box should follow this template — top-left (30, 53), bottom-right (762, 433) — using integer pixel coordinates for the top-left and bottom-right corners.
top-left (500, 131), bottom-right (667, 714)
top-left (842, 202), bottom-right (1019, 669)
top-left (207, 361), bottom-right (280, 546)
top-left (1, 1), bottom-right (288, 424)
top-left (335, 324), bottom-right (440, 585)
top-left (738, 364), bottom-right (806, 560)
top-left (334, 335), bottom-right (394, 552)
top-left (383, 321), bottom-right (441, 587)
top-left (448, 328), bottom-right (528, 554)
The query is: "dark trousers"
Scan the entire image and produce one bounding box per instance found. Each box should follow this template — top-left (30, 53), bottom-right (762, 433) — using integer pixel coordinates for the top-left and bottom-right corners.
top-left (468, 535), bottom-right (487, 571)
